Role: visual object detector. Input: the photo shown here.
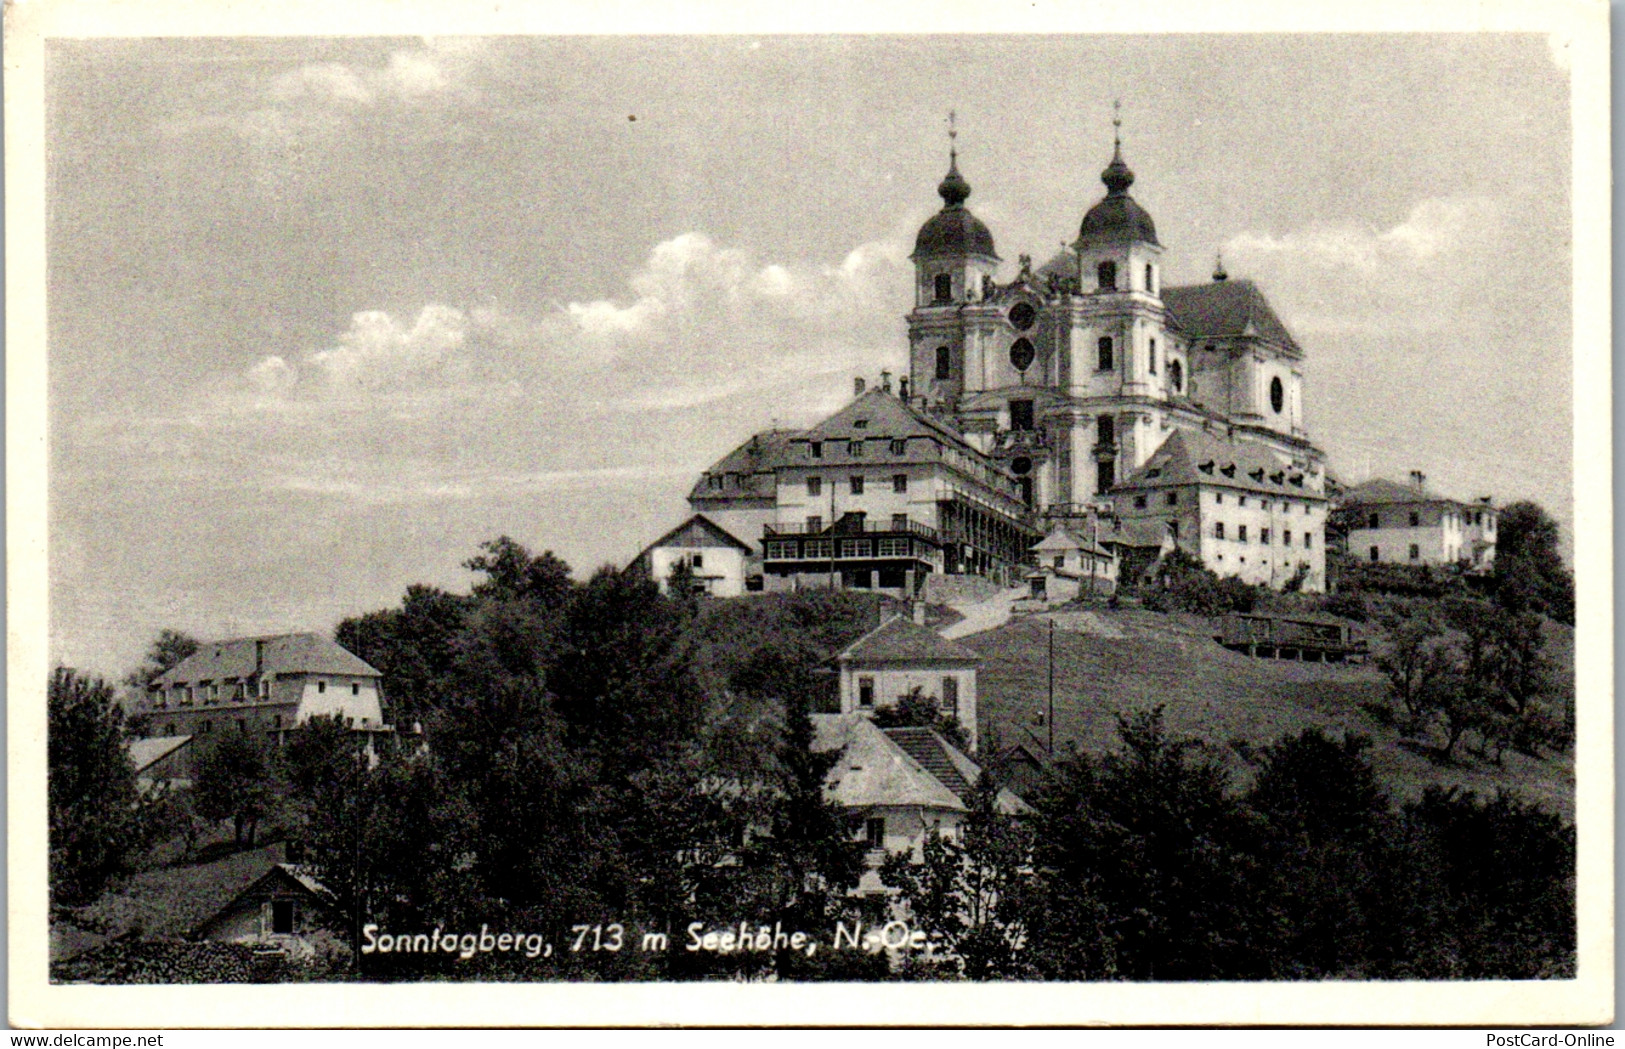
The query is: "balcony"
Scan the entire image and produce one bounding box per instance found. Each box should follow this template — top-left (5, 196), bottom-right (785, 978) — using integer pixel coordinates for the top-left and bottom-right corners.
top-left (764, 519), bottom-right (940, 542)
top-left (992, 429), bottom-right (1048, 454)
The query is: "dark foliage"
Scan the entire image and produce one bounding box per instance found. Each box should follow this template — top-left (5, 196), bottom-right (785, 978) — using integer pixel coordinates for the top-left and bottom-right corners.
top-left (192, 734), bottom-right (282, 848)
top-left (869, 688), bottom-right (971, 753)
top-left (123, 630), bottom-right (202, 692)
top-left (1133, 550), bottom-right (1261, 616)
top-left (1493, 502), bottom-right (1575, 625)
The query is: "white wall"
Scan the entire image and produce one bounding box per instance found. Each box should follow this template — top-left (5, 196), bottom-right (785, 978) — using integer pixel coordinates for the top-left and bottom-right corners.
top-left (649, 545), bottom-right (748, 597)
top-left (838, 663), bottom-right (978, 751)
top-left (295, 676), bottom-right (386, 727)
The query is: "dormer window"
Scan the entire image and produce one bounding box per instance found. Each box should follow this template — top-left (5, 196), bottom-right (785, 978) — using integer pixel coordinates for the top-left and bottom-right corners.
top-left (1096, 260), bottom-right (1117, 291)
top-left (849, 441), bottom-right (864, 457)
top-left (810, 441), bottom-right (822, 459)
top-left (1220, 464), bottom-right (1237, 478)
top-left (1198, 460), bottom-right (1215, 475)
top-left (853, 419), bottom-right (869, 429)
top-left (890, 439), bottom-right (906, 455)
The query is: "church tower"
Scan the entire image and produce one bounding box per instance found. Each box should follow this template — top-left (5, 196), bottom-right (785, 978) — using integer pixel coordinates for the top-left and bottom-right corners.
top-left (906, 119), bottom-right (1000, 409)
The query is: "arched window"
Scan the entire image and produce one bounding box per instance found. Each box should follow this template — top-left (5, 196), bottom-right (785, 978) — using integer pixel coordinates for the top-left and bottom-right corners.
top-left (1009, 338), bottom-right (1035, 373)
top-left (933, 273), bottom-right (953, 303)
top-left (1096, 260), bottom-right (1117, 291)
top-left (1145, 263), bottom-right (1155, 294)
top-left (935, 346), bottom-right (951, 380)
top-left (1097, 336), bottom-right (1114, 371)
top-left (1269, 376), bottom-right (1285, 414)
top-left (1169, 359), bottom-right (1183, 393)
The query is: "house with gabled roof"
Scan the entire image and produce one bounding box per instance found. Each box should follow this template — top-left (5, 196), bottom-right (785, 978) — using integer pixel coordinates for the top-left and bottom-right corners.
top-left (811, 714), bottom-right (1028, 894)
top-left (1332, 472), bottom-right (1497, 570)
top-left (135, 633), bottom-right (390, 750)
top-left (835, 613), bottom-right (980, 751)
top-left (631, 513), bottom-right (757, 596)
top-left (1107, 427), bottom-right (1328, 591)
top-left (1026, 521), bottom-right (1119, 604)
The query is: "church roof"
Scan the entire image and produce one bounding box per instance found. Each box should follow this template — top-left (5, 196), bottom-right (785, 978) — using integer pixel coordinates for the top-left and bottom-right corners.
top-left (913, 152), bottom-right (998, 260)
top-left (686, 429), bottom-right (799, 503)
top-left (1076, 142), bottom-right (1160, 247)
top-left (1117, 428), bottom-right (1320, 499)
top-left (153, 634), bottom-right (379, 688)
top-left (837, 614), bottom-right (980, 665)
top-left (1162, 279), bottom-right (1302, 356)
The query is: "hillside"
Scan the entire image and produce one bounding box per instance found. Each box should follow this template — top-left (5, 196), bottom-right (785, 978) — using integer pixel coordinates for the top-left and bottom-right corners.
top-left (965, 609), bottom-right (1575, 820)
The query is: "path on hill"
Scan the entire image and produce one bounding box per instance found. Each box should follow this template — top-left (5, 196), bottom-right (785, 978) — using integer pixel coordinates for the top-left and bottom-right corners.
top-left (939, 587), bottom-right (1026, 640)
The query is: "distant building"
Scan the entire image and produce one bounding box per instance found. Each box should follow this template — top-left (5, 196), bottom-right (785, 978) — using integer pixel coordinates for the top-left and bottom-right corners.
top-left (835, 613), bottom-right (980, 752)
top-left (1332, 473), bottom-right (1497, 570)
top-left (129, 734), bottom-right (194, 791)
top-left (194, 863), bottom-right (340, 960)
top-left (137, 633), bottom-right (388, 743)
top-left (631, 513), bottom-right (756, 596)
top-left (1026, 521), bottom-right (1119, 604)
top-left (811, 714), bottom-right (1028, 894)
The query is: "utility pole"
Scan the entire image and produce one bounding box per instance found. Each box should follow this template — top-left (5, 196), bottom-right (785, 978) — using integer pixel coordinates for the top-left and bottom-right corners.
top-left (1047, 617), bottom-right (1055, 754)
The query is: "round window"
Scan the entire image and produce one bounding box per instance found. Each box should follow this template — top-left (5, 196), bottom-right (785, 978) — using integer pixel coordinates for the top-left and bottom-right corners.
top-left (1008, 302), bottom-right (1037, 331)
top-left (1270, 376), bottom-right (1285, 414)
top-left (1009, 338), bottom-right (1036, 372)
top-left (1011, 457), bottom-right (1033, 476)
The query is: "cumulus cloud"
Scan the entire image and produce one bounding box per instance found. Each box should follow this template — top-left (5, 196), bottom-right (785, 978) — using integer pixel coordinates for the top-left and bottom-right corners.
top-left (1225, 195), bottom-right (1502, 274)
top-left (242, 231), bottom-right (912, 413)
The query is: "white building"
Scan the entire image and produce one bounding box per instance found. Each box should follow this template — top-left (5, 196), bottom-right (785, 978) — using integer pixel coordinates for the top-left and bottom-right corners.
top-left (632, 513), bottom-right (756, 597)
top-left (1026, 521), bottom-right (1119, 604)
top-left (835, 614), bottom-right (980, 751)
top-left (1333, 474), bottom-right (1497, 571)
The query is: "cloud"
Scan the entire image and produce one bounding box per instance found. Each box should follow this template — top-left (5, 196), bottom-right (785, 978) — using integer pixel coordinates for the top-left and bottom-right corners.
top-left (1224, 195), bottom-right (1502, 274)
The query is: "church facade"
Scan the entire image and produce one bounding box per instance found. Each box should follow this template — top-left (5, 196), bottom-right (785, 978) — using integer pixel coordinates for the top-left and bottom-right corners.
top-left (674, 124), bottom-right (1329, 594)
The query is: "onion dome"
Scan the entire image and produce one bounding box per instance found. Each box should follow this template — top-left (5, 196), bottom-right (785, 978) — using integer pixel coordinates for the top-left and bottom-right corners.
top-left (1077, 141), bottom-right (1160, 247)
top-left (912, 151), bottom-right (998, 260)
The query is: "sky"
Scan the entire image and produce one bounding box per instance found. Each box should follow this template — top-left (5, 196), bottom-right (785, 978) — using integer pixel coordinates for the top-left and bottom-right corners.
top-left (45, 34), bottom-right (1573, 678)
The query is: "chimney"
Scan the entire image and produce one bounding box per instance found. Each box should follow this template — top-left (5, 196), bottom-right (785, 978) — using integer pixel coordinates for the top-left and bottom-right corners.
top-left (854, 376), bottom-right (867, 397)
top-left (255, 638), bottom-right (264, 676)
top-left (899, 377), bottom-right (910, 400)
top-left (1409, 470), bottom-right (1427, 490)
top-left (880, 369), bottom-right (893, 394)
top-left (912, 601), bottom-right (927, 626)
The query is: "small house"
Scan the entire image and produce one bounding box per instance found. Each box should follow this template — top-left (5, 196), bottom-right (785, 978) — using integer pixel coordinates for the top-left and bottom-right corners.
top-left (835, 613), bottom-right (980, 751)
top-left (631, 513), bottom-right (756, 597)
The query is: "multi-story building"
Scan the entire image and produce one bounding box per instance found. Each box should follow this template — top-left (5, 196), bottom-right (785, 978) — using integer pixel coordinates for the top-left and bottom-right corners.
top-left (138, 633), bottom-right (388, 742)
top-left (1332, 473), bottom-right (1497, 571)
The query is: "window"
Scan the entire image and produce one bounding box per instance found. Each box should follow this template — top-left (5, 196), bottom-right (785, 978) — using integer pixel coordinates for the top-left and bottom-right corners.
top-left (1053, 554), bottom-right (1065, 568)
top-left (934, 273), bottom-right (952, 303)
top-left (1409, 544), bottom-right (1420, 561)
top-left (935, 346), bottom-right (951, 380)
top-left (1370, 546), bottom-right (1380, 562)
top-left (1169, 359), bottom-right (1183, 393)
top-left (1409, 511), bottom-right (1421, 527)
top-left (1368, 512), bottom-right (1379, 529)
top-left (805, 539), bottom-right (833, 559)
top-left (1009, 399), bottom-right (1034, 431)
top-left (1098, 336), bottom-right (1114, 371)
top-left (1096, 260), bottom-right (1117, 290)
top-left (1270, 376), bottom-right (1285, 414)
top-left (1239, 496), bottom-right (1248, 508)
top-left (890, 439), bottom-right (906, 455)
top-left (1168, 521), bottom-right (1180, 541)
top-left (165, 723), bottom-right (176, 736)
top-left (858, 677), bottom-right (875, 709)
top-left (806, 515), bottom-right (823, 533)
top-left (1284, 529), bottom-right (1293, 547)
top-left (1096, 416), bottom-right (1115, 447)
top-left (765, 540), bottom-right (797, 560)
top-left (1165, 492), bottom-right (1178, 506)
top-left (878, 538), bottom-right (910, 556)
top-left (1134, 495), bottom-right (1148, 509)
top-left (236, 718), bottom-right (247, 733)
top-left (1261, 529), bottom-right (1271, 545)
top-left (865, 817), bottom-right (886, 849)
top-left (1145, 263), bottom-right (1156, 294)
top-left (317, 680), bottom-right (327, 694)
top-left (807, 476), bottom-right (822, 497)
top-left (849, 441), bottom-right (864, 457)
top-left (853, 419), bottom-right (868, 430)
top-left (810, 441), bottom-right (823, 459)
top-left (942, 677), bottom-right (959, 718)
top-left (1009, 338), bottom-right (1036, 372)
top-left (1215, 493), bottom-right (1224, 505)
top-left (850, 475), bottom-right (864, 495)
top-left (893, 474), bottom-right (908, 493)
top-left (201, 720), bottom-right (213, 734)
top-left (1095, 460), bottom-right (1115, 495)
top-left (1215, 522), bottom-right (1226, 540)
top-left (891, 513), bottom-right (909, 531)
top-left (271, 899), bottom-right (296, 936)
top-left (273, 714), bottom-right (283, 729)
top-left (841, 539), bottom-right (873, 558)
top-left (1239, 524), bottom-right (1249, 543)
top-left (1149, 338), bottom-right (1158, 374)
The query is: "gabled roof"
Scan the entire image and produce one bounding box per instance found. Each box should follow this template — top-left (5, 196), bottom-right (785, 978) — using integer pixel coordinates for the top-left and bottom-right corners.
top-left (687, 429), bottom-right (799, 503)
top-left (1162, 279), bottom-right (1301, 356)
top-left (810, 715), bottom-right (966, 812)
top-left (1338, 477), bottom-right (1458, 508)
top-left (69, 843), bottom-right (288, 942)
top-left (154, 634), bottom-right (379, 688)
top-left (799, 387), bottom-right (973, 454)
top-left (194, 863), bottom-right (339, 941)
top-left (128, 735), bottom-right (192, 775)
top-left (1032, 525), bottom-right (1114, 559)
top-left (883, 726), bottom-right (1030, 814)
top-left (636, 514), bottom-right (753, 558)
top-left (1116, 429), bottom-right (1320, 499)
top-left (837, 614), bottom-right (980, 665)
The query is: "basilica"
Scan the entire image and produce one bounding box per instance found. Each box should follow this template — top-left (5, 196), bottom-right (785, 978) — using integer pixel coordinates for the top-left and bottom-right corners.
top-left (645, 124), bottom-right (1331, 597)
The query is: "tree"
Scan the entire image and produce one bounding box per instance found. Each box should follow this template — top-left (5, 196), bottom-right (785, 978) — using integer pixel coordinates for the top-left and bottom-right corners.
top-left (49, 667), bottom-right (150, 906)
top-left (881, 773), bottom-right (1035, 979)
top-left (336, 585), bottom-right (469, 718)
top-left (1494, 501), bottom-right (1574, 624)
top-left (869, 686), bottom-right (971, 753)
top-left (192, 733), bottom-right (281, 847)
top-left (122, 629), bottom-right (201, 691)
top-left (464, 536), bottom-right (575, 608)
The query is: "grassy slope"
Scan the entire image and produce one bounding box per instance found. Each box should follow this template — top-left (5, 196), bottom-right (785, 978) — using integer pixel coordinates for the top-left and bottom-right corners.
top-left (966, 609), bottom-right (1574, 819)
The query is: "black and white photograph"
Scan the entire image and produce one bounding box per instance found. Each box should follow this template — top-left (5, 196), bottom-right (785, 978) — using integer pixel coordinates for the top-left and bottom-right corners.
top-left (10, 0), bottom-right (1612, 1028)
